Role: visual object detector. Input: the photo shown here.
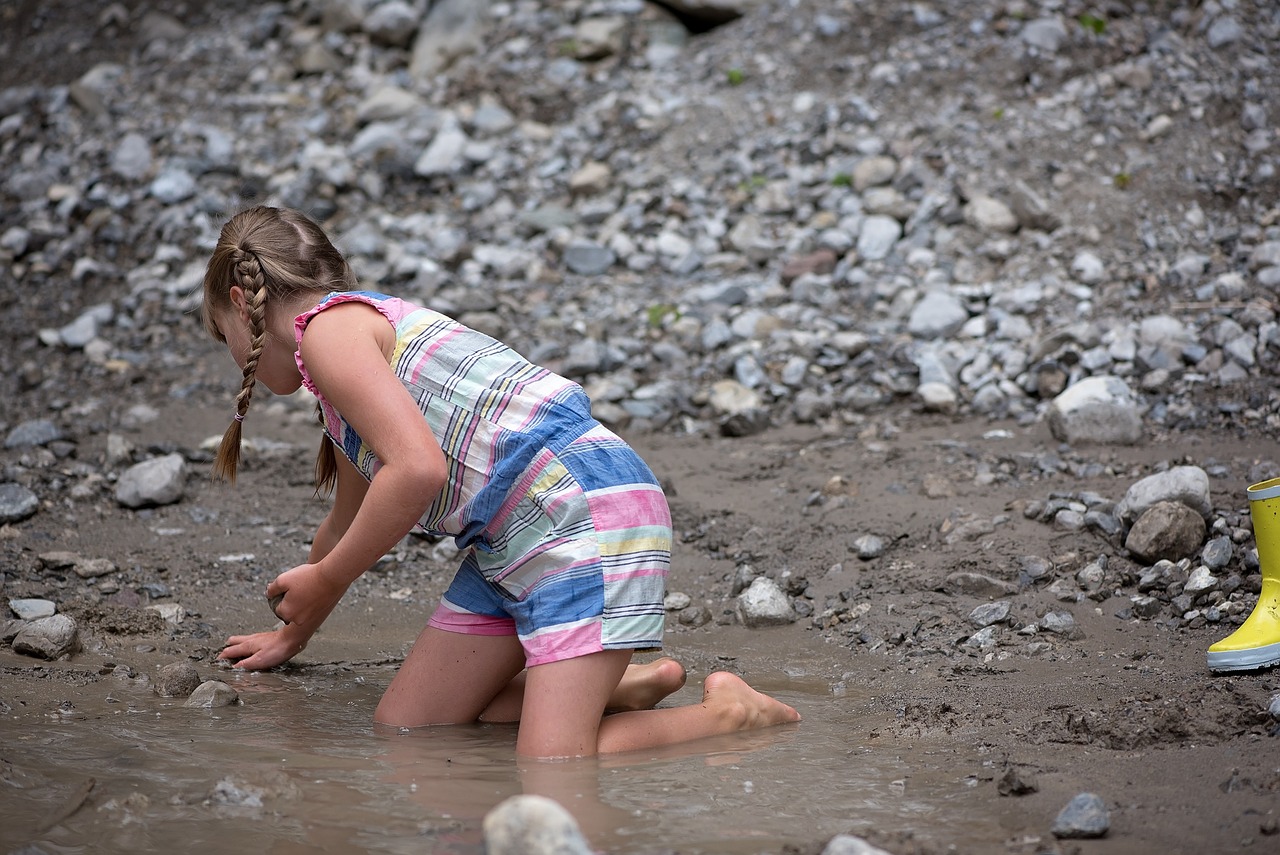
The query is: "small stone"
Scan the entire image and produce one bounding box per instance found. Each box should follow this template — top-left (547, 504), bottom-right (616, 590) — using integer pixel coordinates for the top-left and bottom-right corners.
top-left (997, 765), bottom-right (1038, 796)
top-left (1051, 792), bottom-right (1110, 839)
top-left (185, 681), bottom-right (240, 708)
top-left (9, 598), bottom-right (56, 620)
top-left (155, 662), bottom-right (202, 698)
top-left (0, 484), bottom-right (40, 524)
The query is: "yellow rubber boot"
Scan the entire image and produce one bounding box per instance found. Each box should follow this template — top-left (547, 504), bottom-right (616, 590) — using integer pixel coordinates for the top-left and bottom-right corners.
top-left (1208, 477), bottom-right (1280, 672)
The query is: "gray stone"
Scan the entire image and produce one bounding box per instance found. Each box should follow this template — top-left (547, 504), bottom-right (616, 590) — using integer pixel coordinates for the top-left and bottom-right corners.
top-left (908, 289), bottom-right (969, 338)
top-left (1116, 466), bottom-right (1212, 522)
top-left (185, 680), bottom-right (240, 708)
top-left (1051, 792), bottom-right (1110, 839)
top-left (856, 215), bottom-right (902, 261)
top-left (1021, 17), bottom-right (1068, 53)
top-left (969, 600), bottom-right (1012, 627)
top-left (1047, 376), bottom-right (1143, 445)
top-left (736, 576), bottom-right (798, 627)
top-left (12, 614), bottom-right (80, 660)
top-left (822, 833), bottom-right (895, 855)
top-left (5, 419), bottom-right (64, 448)
top-left (0, 483), bottom-right (39, 524)
top-left (562, 240), bottom-right (615, 276)
top-left (116, 454), bottom-right (186, 508)
top-left (9, 598), bottom-right (56, 620)
top-left (1039, 610), bottom-right (1082, 639)
top-left (944, 572), bottom-right (1018, 598)
top-left (363, 0), bottom-right (419, 47)
top-left (483, 794), bottom-right (593, 855)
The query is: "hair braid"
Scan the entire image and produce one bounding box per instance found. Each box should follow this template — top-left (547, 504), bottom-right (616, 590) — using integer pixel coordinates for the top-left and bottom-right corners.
top-left (211, 248), bottom-right (270, 482)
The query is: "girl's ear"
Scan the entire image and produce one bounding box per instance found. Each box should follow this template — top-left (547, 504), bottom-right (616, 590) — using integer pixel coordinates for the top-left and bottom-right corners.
top-left (229, 285), bottom-right (249, 321)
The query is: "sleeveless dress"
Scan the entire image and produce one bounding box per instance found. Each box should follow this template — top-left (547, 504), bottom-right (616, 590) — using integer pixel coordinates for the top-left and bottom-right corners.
top-left (293, 291), bottom-right (670, 666)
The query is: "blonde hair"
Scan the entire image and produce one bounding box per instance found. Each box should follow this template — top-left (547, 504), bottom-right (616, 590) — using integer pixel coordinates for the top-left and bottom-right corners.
top-left (202, 206), bottom-right (356, 487)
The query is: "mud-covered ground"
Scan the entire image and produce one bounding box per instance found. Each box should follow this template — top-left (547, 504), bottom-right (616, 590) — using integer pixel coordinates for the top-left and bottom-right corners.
top-left (3, 1), bottom-right (1280, 853)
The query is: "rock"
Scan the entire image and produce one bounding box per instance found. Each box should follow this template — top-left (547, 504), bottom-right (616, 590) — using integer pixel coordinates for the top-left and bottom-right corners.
top-left (363, 0), bottom-right (418, 47)
top-left (483, 795), bottom-right (593, 855)
top-left (12, 615), bottom-right (80, 660)
top-left (155, 662), bottom-right (202, 698)
top-left (736, 577), bottom-right (798, 627)
top-left (1051, 792), bottom-right (1110, 839)
top-left (1039, 610), bottom-right (1082, 639)
top-left (409, 0), bottom-right (487, 81)
top-left (821, 835), bottom-right (894, 855)
top-left (185, 681), bottom-right (240, 708)
top-left (997, 765), bottom-right (1038, 796)
top-left (852, 534), bottom-right (885, 560)
top-left (8, 599), bottom-right (56, 620)
top-left (1021, 17), bottom-right (1068, 53)
top-left (1047, 376), bottom-right (1143, 445)
top-left (561, 239), bottom-right (615, 275)
top-left (0, 483), bottom-right (40, 524)
top-left (1116, 466), bottom-right (1212, 522)
top-left (969, 600), bottom-right (1011, 627)
top-left (856, 215), bottom-right (902, 260)
top-left (115, 453), bottom-right (187, 508)
top-left (1124, 501), bottom-right (1207, 563)
top-left (944, 572), bottom-right (1018, 598)
top-left (964, 196), bottom-right (1018, 233)
top-left (5, 419), bottom-right (64, 448)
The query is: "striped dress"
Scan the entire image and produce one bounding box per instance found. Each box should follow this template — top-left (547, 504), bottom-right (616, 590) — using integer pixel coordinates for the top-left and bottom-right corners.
top-left (293, 291), bottom-right (671, 665)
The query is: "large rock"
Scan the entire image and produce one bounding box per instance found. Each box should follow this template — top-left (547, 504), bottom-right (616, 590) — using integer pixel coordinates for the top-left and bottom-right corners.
top-left (483, 795), bottom-right (593, 855)
top-left (115, 453), bottom-right (187, 508)
top-left (1047, 376), bottom-right (1143, 445)
top-left (1116, 466), bottom-right (1213, 522)
top-left (1124, 501), bottom-right (1207, 563)
top-left (12, 614), bottom-right (80, 659)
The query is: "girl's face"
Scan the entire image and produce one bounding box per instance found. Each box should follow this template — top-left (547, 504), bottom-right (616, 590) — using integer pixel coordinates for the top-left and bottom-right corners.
top-left (213, 288), bottom-right (305, 396)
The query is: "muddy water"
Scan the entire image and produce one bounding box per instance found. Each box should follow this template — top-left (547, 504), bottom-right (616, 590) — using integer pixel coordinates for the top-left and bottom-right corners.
top-left (1, 639), bottom-right (1005, 854)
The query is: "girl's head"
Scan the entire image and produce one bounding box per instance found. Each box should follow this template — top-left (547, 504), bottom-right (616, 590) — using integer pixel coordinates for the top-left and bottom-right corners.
top-left (203, 205), bottom-right (356, 482)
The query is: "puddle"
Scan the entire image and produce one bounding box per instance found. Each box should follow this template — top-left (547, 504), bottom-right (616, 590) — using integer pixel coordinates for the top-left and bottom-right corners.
top-left (1, 652), bottom-right (1006, 854)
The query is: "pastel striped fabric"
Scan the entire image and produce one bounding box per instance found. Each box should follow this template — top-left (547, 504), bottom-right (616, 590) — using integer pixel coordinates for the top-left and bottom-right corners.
top-left (293, 291), bottom-right (671, 662)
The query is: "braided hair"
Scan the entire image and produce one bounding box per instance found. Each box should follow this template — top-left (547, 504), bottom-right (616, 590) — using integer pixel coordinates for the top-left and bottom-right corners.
top-left (202, 206), bottom-right (357, 485)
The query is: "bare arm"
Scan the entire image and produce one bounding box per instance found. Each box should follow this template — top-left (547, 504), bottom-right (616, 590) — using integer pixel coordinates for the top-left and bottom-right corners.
top-left (265, 302), bottom-right (447, 628)
top-left (220, 303), bottom-right (446, 670)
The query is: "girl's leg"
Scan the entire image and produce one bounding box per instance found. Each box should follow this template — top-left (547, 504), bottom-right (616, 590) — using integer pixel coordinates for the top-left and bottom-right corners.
top-left (593, 671), bottom-right (801, 755)
top-left (517, 651), bottom-right (801, 758)
top-left (375, 624), bottom-right (527, 726)
top-left (479, 656), bottom-right (688, 723)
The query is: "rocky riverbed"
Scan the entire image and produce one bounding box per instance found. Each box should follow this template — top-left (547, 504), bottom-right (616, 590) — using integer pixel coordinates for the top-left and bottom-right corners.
top-left (3, 1), bottom-right (1280, 853)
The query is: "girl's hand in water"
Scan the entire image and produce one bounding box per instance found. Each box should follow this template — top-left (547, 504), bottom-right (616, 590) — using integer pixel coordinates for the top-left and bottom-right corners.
top-left (218, 625), bottom-right (311, 670)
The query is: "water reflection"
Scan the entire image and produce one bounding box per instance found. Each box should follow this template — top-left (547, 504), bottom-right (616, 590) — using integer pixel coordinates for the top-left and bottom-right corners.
top-left (0, 661), bottom-right (1003, 854)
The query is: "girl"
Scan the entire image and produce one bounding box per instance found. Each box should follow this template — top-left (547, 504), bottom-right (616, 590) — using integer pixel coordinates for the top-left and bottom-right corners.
top-left (204, 206), bottom-right (800, 758)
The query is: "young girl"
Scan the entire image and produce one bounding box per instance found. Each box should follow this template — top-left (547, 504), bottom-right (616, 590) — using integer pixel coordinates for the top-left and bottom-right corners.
top-left (203, 205), bottom-right (800, 758)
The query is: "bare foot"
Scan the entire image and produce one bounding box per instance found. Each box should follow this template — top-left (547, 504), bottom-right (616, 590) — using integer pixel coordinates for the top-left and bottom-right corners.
top-left (702, 671), bottom-right (802, 730)
top-left (606, 657), bottom-right (688, 713)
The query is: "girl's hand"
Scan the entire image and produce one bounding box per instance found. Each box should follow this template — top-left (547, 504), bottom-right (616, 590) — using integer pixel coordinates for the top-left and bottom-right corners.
top-left (264, 563), bottom-right (348, 632)
top-left (218, 625), bottom-right (311, 670)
